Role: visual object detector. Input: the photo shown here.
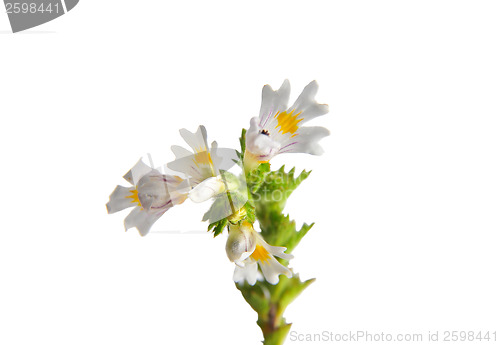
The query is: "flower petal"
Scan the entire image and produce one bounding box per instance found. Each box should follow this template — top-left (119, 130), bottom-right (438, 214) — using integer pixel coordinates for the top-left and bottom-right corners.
top-left (166, 155), bottom-right (196, 179)
top-left (168, 129), bottom-right (220, 185)
top-left (136, 171), bottom-right (177, 212)
top-left (246, 117), bottom-right (281, 160)
top-left (106, 185), bottom-right (136, 214)
top-left (188, 176), bottom-right (226, 203)
top-left (289, 80), bottom-right (329, 123)
top-left (123, 159), bottom-right (152, 185)
top-left (226, 223), bottom-right (257, 264)
top-left (233, 261), bottom-right (259, 286)
top-left (124, 206), bottom-right (165, 236)
top-left (179, 125), bottom-right (209, 153)
top-left (259, 79), bottom-right (291, 127)
top-left (170, 145), bottom-right (192, 160)
top-left (262, 242), bottom-right (294, 261)
top-left (259, 256), bottom-right (292, 285)
top-left (280, 126), bottom-right (330, 155)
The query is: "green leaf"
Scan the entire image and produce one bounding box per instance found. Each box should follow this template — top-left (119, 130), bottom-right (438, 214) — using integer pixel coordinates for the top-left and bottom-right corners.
top-left (239, 128), bottom-right (247, 153)
top-left (236, 273), bottom-right (315, 345)
top-left (278, 276), bottom-right (316, 313)
top-left (244, 199), bottom-right (256, 223)
top-left (251, 166), bottom-right (313, 250)
top-left (254, 166), bottom-right (311, 213)
top-left (208, 218), bottom-right (228, 237)
top-left (235, 128), bottom-right (247, 163)
top-left (285, 222), bottom-right (315, 253)
top-left (237, 282), bottom-right (271, 315)
top-left (235, 163), bottom-right (318, 345)
top-left (246, 162), bottom-right (271, 194)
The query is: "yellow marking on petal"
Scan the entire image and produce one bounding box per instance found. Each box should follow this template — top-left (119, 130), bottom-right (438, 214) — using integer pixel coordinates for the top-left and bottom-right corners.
top-left (275, 109), bottom-right (303, 135)
top-left (194, 151), bottom-right (213, 166)
top-left (244, 150), bottom-right (269, 170)
top-left (251, 244), bottom-right (271, 264)
top-left (172, 175), bottom-right (184, 184)
top-left (126, 188), bottom-right (141, 206)
top-left (193, 150), bottom-right (216, 176)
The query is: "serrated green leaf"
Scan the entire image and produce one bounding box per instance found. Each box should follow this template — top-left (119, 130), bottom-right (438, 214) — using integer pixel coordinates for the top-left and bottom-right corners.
top-left (278, 277), bottom-right (315, 312)
top-left (246, 162), bottom-right (271, 194)
top-left (235, 161), bottom-right (318, 345)
top-left (237, 283), bottom-right (270, 315)
top-left (212, 218), bottom-right (228, 237)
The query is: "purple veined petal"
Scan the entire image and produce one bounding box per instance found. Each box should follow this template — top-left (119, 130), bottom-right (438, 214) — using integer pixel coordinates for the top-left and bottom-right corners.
top-left (280, 126), bottom-right (330, 155)
top-left (260, 109), bottom-right (274, 128)
top-left (167, 147), bottom-right (238, 184)
top-left (168, 155), bottom-right (213, 185)
top-left (136, 171), bottom-right (184, 212)
top-left (246, 118), bottom-right (282, 160)
top-left (167, 156), bottom-right (198, 178)
top-left (278, 141), bottom-right (299, 153)
top-left (150, 199), bottom-right (173, 210)
top-left (168, 127), bottom-right (237, 185)
top-left (258, 80), bottom-right (290, 124)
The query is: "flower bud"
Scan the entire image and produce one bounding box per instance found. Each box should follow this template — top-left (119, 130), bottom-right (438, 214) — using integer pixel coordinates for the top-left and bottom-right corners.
top-left (225, 222), bottom-right (257, 265)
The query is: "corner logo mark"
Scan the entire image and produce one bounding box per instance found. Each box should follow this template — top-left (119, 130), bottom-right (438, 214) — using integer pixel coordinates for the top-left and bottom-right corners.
top-left (4, 0), bottom-right (78, 33)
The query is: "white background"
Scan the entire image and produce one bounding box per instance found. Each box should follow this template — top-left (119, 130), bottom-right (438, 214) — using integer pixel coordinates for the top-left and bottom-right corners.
top-left (1, 1), bottom-right (499, 344)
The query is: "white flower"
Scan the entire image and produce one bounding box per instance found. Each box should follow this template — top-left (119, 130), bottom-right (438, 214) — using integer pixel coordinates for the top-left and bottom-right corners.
top-left (225, 221), bottom-right (257, 265)
top-left (106, 159), bottom-right (189, 236)
top-left (245, 80), bottom-right (329, 170)
top-left (189, 176), bottom-right (227, 203)
top-left (167, 125), bottom-right (227, 203)
top-left (226, 221), bottom-right (293, 285)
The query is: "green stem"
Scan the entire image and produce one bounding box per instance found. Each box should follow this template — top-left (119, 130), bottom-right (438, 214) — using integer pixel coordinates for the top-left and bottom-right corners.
top-left (257, 302), bottom-right (291, 345)
top-left (236, 275), bottom-right (315, 345)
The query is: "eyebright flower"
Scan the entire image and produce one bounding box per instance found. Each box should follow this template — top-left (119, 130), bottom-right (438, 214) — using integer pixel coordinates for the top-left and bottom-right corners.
top-left (106, 159), bottom-right (189, 236)
top-left (168, 125), bottom-right (227, 203)
top-left (226, 221), bottom-right (293, 285)
top-left (244, 80), bottom-right (329, 170)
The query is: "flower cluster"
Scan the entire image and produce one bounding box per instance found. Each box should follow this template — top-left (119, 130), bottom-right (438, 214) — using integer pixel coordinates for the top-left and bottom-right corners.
top-left (106, 80), bottom-right (329, 286)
